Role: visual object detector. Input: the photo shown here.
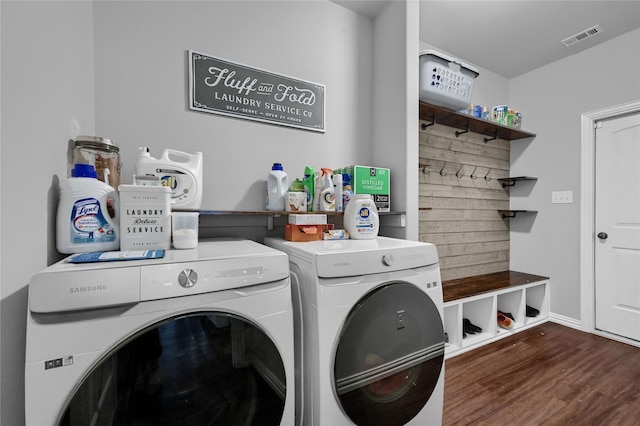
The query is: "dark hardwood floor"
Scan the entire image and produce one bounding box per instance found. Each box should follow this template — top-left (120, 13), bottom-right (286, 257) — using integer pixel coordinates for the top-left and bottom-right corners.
top-left (443, 322), bottom-right (640, 425)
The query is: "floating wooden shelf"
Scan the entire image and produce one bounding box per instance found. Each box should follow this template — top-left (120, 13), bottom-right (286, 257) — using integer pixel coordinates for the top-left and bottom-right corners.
top-left (498, 210), bottom-right (537, 219)
top-left (419, 101), bottom-right (536, 142)
top-left (198, 210), bottom-right (342, 216)
top-left (497, 176), bottom-right (538, 188)
top-left (198, 210), bottom-right (401, 216)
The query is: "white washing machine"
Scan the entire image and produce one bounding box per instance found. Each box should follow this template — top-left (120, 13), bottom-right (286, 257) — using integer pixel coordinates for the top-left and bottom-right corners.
top-left (25, 239), bottom-right (294, 426)
top-left (264, 237), bottom-right (445, 426)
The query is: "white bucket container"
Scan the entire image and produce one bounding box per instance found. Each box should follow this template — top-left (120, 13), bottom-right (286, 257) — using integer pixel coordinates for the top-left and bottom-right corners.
top-left (419, 49), bottom-right (479, 111)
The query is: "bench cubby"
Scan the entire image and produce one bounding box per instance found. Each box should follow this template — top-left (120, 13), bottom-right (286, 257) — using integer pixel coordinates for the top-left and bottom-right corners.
top-left (443, 271), bottom-right (549, 359)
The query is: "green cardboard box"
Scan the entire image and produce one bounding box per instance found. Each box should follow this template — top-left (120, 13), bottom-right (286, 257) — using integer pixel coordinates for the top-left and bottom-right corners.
top-left (343, 165), bottom-right (390, 212)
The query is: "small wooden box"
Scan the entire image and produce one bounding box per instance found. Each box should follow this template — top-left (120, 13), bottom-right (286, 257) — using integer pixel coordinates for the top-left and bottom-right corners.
top-left (285, 224), bottom-right (332, 242)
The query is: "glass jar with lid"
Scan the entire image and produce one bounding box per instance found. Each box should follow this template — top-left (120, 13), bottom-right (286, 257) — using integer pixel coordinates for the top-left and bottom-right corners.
top-left (68, 136), bottom-right (122, 189)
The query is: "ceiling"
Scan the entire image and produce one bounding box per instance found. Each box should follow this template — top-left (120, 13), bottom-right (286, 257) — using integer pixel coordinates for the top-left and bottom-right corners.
top-left (333, 0), bottom-right (640, 79)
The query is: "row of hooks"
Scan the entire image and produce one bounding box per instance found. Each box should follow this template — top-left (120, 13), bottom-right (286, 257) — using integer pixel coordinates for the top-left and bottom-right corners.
top-left (420, 161), bottom-right (494, 181)
top-left (420, 115), bottom-right (499, 143)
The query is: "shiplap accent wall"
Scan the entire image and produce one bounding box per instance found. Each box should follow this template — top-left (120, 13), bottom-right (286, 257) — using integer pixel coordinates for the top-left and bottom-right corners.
top-left (418, 121), bottom-right (511, 281)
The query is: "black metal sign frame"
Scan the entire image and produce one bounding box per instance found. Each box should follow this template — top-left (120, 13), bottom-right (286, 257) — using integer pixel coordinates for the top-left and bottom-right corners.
top-left (189, 50), bottom-right (325, 132)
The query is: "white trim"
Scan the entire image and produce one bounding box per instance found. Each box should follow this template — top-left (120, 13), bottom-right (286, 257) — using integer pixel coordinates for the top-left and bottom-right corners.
top-left (549, 312), bottom-right (582, 331)
top-left (593, 330), bottom-right (640, 349)
top-left (580, 100), bottom-right (640, 334)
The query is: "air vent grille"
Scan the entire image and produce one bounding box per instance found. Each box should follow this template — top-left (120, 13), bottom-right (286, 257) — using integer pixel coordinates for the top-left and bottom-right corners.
top-left (561, 25), bottom-right (604, 47)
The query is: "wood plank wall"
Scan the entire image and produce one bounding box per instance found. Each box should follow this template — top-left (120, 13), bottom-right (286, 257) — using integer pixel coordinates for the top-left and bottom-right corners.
top-left (418, 121), bottom-right (511, 281)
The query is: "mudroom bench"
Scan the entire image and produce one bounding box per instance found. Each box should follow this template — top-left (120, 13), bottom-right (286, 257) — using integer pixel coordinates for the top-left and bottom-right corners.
top-left (442, 271), bottom-right (549, 359)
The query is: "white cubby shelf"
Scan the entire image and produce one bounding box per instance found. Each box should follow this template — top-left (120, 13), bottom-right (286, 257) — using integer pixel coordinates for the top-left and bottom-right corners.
top-left (442, 271), bottom-right (549, 359)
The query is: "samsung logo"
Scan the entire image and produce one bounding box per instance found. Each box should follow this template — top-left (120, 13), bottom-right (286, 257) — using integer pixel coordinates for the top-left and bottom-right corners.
top-left (69, 285), bottom-right (107, 294)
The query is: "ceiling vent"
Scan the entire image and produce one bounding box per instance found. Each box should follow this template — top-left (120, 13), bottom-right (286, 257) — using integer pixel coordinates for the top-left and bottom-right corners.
top-left (561, 25), bottom-right (604, 47)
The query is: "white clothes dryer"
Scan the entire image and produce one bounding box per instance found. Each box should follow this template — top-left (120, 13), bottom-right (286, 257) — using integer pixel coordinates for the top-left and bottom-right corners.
top-left (25, 239), bottom-right (294, 426)
top-left (264, 237), bottom-right (445, 426)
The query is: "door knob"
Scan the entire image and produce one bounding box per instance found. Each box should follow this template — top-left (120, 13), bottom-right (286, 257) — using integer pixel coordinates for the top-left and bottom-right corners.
top-left (597, 232), bottom-right (608, 240)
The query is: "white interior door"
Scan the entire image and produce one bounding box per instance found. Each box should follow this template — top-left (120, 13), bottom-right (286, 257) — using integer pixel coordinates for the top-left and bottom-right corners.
top-left (595, 112), bottom-right (640, 341)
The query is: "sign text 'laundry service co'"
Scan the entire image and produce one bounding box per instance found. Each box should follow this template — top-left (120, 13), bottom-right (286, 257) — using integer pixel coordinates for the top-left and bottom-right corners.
top-left (189, 50), bottom-right (325, 132)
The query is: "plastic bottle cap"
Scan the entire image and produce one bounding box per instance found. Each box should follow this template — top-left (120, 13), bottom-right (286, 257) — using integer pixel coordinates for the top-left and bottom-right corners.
top-left (71, 163), bottom-right (98, 178)
top-left (272, 163), bottom-right (284, 171)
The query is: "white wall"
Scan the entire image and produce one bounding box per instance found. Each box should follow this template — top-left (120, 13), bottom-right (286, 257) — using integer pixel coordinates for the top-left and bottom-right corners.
top-left (94, 0), bottom-right (374, 211)
top-left (0, 2), bottom-right (96, 425)
top-left (374, 0), bottom-right (420, 239)
top-left (509, 28), bottom-right (640, 322)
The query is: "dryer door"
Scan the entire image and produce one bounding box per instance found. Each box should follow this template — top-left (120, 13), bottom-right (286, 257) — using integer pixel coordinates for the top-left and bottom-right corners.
top-left (59, 312), bottom-right (286, 426)
top-left (333, 282), bottom-right (444, 426)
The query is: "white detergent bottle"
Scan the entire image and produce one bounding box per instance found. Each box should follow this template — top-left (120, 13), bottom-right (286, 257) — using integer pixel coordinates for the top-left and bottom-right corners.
top-left (344, 193), bottom-right (379, 239)
top-left (320, 168), bottom-right (335, 212)
top-left (135, 147), bottom-right (203, 210)
top-left (57, 164), bottom-right (120, 253)
top-left (266, 163), bottom-right (288, 211)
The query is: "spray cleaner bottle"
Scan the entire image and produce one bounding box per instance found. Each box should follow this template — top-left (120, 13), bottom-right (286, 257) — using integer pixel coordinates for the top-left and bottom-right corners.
top-left (319, 168), bottom-right (335, 212)
top-left (303, 166), bottom-right (314, 212)
top-left (312, 170), bottom-right (322, 211)
top-left (333, 171), bottom-right (343, 212)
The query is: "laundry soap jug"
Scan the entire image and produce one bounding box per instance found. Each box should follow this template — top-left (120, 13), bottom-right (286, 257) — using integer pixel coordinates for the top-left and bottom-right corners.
top-left (135, 148), bottom-right (203, 210)
top-left (343, 193), bottom-right (379, 239)
top-left (266, 163), bottom-right (288, 211)
top-left (57, 164), bottom-right (120, 253)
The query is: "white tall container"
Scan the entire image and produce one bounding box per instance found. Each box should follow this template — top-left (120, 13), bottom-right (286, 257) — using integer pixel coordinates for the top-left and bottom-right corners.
top-left (266, 163), bottom-right (288, 211)
top-left (343, 194), bottom-right (379, 240)
top-left (57, 164), bottom-right (120, 253)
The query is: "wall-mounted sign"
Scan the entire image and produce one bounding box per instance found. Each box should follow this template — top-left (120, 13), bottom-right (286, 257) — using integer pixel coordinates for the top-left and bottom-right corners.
top-left (189, 50), bottom-right (325, 132)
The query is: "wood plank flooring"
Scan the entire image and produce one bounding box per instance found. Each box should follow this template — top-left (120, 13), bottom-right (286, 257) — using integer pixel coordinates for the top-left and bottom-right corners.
top-left (443, 322), bottom-right (640, 425)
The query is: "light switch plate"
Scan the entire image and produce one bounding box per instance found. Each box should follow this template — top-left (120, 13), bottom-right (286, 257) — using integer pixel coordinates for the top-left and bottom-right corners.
top-left (552, 191), bottom-right (573, 204)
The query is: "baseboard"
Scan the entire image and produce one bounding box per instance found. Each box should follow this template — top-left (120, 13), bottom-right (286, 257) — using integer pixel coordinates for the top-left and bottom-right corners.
top-left (549, 313), bottom-right (583, 330)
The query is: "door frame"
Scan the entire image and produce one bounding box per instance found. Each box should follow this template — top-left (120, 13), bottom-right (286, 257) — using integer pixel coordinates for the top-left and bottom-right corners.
top-left (580, 100), bottom-right (640, 347)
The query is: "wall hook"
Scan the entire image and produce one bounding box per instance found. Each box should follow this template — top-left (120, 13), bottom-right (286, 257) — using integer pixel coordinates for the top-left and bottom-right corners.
top-left (455, 164), bottom-right (465, 178)
top-left (439, 161), bottom-right (447, 176)
top-left (455, 124), bottom-right (470, 137)
top-left (470, 166), bottom-right (479, 179)
top-left (421, 115), bottom-right (436, 130)
top-left (484, 131), bottom-right (499, 143)
top-left (484, 168), bottom-right (492, 181)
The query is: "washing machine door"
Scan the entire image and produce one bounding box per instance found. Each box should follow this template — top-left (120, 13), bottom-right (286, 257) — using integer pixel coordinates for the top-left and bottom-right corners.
top-left (333, 282), bottom-right (444, 426)
top-left (59, 312), bottom-right (286, 426)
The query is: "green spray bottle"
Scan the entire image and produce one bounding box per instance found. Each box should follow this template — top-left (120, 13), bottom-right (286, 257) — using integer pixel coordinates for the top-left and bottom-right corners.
top-left (303, 166), bottom-right (315, 212)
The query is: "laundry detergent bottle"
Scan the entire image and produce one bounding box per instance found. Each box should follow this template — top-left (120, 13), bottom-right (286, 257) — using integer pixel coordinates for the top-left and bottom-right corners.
top-left (266, 163), bottom-right (288, 211)
top-left (343, 193), bottom-right (379, 240)
top-left (57, 164), bottom-right (120, 253)
top-left (135, 147), bottom-right (203, 210)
